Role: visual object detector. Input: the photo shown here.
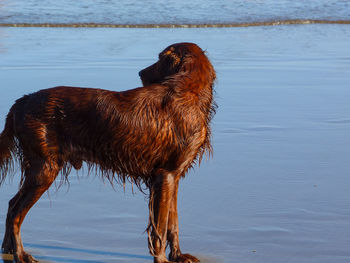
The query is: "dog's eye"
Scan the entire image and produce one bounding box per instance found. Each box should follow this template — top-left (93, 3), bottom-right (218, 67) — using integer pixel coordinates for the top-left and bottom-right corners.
top-left (170, 54), bottom-right (181, 66)
top-left (168, 56), bottom-right (179, 66)
top-left (158, 50), bottom-right (181, 69)
top-left (159, 51), bottom-right (170, 59)
top-left (164, 50), bottom-right (173, 56)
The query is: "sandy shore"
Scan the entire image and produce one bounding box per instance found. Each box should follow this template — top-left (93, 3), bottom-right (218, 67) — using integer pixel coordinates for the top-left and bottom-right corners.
top-left (1, 25), bottom-right (350, 263)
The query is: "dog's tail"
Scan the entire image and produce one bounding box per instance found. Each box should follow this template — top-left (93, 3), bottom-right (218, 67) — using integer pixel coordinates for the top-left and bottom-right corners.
top-left (0, 108), bottom-right (17, 186)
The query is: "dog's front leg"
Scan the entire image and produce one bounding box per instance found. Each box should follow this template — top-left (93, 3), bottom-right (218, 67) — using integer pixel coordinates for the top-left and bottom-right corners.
top-left (167, 179), bottom-right (181, 260)
top-left (167, 179), bottom-right (200, 263)
top-left (147, 169), bottom-right (175, 263)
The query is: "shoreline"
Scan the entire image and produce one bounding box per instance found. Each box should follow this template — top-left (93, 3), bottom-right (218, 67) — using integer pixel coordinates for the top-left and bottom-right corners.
top-left (0, 19), bottom-right (350, 28)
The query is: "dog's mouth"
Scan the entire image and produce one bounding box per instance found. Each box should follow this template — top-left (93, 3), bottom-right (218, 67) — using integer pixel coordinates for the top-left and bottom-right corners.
top-left (141, 79), bottom-right (149, 87)
top-left (138, 70), bottom-right (149, 87)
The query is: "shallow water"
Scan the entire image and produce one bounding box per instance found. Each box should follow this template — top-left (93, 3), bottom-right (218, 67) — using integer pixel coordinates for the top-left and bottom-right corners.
top-left (1, 25), bottom-right (350, 262)
top-left (0, 0), bottom-right (350, 24)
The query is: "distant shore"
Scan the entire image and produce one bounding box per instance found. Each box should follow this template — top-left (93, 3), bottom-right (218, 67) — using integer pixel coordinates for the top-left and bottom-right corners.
top-left (0, 19), bottom-right (349, 28)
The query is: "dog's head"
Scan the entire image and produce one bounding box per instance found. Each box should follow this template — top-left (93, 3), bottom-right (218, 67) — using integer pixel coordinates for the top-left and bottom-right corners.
top-left (139, 42), bottom-right (215, 87)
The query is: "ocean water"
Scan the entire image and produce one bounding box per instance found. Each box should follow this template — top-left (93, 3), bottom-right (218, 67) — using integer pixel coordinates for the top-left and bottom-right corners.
top-left (1, 1), bottom-right (350, 263)
top-left (0, 0), bottom-right (349, 25)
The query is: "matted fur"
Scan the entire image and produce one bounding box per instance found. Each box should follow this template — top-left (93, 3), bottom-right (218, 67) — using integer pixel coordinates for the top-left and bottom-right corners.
top-left (0, 42), bottom-right (216, 263)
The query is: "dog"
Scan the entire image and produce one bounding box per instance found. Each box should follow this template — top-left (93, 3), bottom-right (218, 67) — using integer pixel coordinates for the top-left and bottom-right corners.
top-left (0, 42), bottom-right (216, 263)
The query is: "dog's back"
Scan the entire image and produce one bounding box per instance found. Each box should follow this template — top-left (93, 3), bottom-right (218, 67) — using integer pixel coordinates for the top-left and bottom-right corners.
top-left (0, 84), bottom-right (208, 187)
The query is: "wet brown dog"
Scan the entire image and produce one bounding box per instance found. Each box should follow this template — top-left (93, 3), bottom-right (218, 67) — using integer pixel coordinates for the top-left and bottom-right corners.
top-left (0, 42), bottom-right (216, 263)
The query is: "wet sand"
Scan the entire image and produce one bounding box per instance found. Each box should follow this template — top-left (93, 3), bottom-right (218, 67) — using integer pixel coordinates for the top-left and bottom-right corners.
top-left (1, 25), bottom-right (350, 263)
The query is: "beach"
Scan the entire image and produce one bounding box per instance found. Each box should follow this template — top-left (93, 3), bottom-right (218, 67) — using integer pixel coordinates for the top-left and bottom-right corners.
top-left (1, 25), bottom-right (350, 262)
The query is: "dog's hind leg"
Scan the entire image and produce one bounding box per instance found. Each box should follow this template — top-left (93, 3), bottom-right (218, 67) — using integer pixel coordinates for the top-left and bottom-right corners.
top-left (2, 159), bottom-right (60, 263)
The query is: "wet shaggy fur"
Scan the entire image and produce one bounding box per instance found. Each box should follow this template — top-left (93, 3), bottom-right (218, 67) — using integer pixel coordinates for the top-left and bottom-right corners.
top-left (0, 42), bottom-right (216, 263)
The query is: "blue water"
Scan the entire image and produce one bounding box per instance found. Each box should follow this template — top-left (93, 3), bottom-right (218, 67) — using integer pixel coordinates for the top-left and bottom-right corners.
top-left (0, 0), bottom-right (349, 24)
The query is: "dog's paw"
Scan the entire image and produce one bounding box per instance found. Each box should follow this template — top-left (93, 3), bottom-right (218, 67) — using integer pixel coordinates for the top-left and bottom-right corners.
top-left (172, 253), bottom-right (200, 263)
top-left (22, 252), bottom-right (39, 263)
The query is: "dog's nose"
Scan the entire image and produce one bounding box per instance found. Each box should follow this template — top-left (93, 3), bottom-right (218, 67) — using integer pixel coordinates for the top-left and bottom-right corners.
top-left (138, 70), bottom-right (143, 77)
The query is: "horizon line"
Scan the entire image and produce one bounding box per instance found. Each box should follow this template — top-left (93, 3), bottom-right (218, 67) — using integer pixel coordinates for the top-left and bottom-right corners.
top-left (0, 19), bottom-right (349, 28)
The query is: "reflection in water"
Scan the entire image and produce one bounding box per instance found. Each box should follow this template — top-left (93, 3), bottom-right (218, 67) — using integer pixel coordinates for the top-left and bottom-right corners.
top-left (25, 243), bottom-right (152, 262)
